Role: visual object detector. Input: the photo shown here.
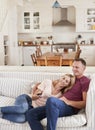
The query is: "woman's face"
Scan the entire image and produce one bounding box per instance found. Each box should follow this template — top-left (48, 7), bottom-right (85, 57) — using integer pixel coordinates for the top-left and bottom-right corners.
top-left (58, 75), bottom-right (71, 88)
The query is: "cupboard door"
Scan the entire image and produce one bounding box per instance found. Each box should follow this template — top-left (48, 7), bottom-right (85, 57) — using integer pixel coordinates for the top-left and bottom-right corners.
top-left (17, 5), bottom-right (52, 33)
top-left (80, 45), bottom-right (95, 66)
top-left (86, 8), bottom-right (95, 32)
top-left (76, 8), bottom-right (86, 32)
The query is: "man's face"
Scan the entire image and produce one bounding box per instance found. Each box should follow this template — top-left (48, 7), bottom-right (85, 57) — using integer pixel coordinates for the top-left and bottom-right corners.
top-left (72, 61), bottom-right (85, 78)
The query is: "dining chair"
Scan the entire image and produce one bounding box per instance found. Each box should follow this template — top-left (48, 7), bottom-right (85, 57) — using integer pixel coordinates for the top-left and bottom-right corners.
top-left (45, 55), bottom-right (62, 66)
top-left (31, 53), bottom-right (37, 66)
top-left (75, 45), bottom-right (82, 58)
top-left (35, 45), bottom-right (42, 57)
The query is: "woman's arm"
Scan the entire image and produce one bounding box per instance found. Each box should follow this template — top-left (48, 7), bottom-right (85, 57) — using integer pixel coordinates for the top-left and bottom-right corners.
top-left (32, 83), bottom-right (41, 94)
top-left (52, 79), bottom-right (59, 87)
top-left (30, 83), bottom-right (42, 100)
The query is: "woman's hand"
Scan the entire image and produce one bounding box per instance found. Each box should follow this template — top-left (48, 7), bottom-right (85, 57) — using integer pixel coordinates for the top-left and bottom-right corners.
top-left (32, 83), bottom-right (41, 94)
top-left (32, 88), bottom-right (42, 100)
top-left (32, 94), bottom-right (41, 100)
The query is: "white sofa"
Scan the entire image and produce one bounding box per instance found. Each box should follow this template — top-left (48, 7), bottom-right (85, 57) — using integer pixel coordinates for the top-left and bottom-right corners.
top-left (0, 70), bottom-right (95, 130)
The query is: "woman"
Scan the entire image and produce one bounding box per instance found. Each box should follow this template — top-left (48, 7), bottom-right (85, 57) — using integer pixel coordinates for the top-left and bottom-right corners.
top-left (0, 74), bottom-right (75, 123)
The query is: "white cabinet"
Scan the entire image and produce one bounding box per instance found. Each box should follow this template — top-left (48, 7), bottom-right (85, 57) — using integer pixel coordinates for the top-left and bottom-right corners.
top-left (17, 5), bottom-right (52, 33)
top-left (0, 45), bottom-right (4, 65)
top-left (23, 12), bottom-right (31, 31)
top-left (0, 35), bottom-right (9, 65)
top-left (4, 45), bottom-right (8, 65)
top-left (86, 8), bottom-right (95, 32)
top-left (23, 11), bottom-right (40, 33)
top-left (80, 45), bottom-right (95, 66)
top-left (76, 7), bottom-right (95, 32)
top-left (76, 8), bottom-right (86, 32)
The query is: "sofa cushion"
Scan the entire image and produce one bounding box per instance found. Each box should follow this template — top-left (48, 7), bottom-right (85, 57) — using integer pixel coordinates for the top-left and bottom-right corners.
top-left (41, 112), bottom-right (86, 127)
top-left (0, 78), bottom-right (33, 98)
top-left (0, 96), bottom-right (15, 107)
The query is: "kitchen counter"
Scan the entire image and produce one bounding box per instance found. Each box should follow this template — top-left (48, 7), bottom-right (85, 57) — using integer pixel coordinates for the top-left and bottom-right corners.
top-left (52, 43), bottom-right (76, 51)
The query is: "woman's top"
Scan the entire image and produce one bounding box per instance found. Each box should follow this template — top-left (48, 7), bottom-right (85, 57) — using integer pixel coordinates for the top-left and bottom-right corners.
top-left (32, 79), bottom-right (61, 108)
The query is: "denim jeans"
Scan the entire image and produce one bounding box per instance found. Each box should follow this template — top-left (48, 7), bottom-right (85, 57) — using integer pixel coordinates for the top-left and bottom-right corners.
top-left (26, 97), bottom-right (76, 130)
top-left (1, 94), bottom-right (32, 123)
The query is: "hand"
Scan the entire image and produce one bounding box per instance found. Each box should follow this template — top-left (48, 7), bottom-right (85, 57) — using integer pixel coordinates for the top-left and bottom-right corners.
top-left (60, 96), bottom-right (71, 105)
top-left (32, 83), bottom-right (41, 94)
top-left (32, 94), bottom-right (41, 100)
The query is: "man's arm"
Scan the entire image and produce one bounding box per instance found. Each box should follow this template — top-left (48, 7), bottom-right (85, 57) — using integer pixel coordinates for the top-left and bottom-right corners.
top-left (60, 91), bottom-right (87, 109)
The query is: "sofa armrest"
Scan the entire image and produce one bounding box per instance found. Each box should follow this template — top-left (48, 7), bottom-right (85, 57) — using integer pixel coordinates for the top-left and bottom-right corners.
top-left (86, 75), bottom-right (95, 128)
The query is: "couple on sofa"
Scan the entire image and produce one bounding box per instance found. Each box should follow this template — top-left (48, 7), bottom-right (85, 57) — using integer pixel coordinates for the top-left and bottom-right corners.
top-left (0, 58), bottom-right (90, 130)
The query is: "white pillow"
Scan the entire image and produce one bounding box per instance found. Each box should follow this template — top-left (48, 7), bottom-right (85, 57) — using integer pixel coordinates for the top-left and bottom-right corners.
top-left (0, 78), bottom-right (34, 98)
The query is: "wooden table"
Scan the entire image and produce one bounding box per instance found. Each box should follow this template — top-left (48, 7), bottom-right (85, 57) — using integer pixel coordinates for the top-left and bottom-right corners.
top-left (36, 52), bottom-right (76, 66)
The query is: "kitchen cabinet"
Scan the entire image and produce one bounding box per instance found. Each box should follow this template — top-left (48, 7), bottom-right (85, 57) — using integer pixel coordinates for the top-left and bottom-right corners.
top-left (4, 44), bottom-right (8, 65)
top-left (76, 7), bottom-right (95, 32)
top-left (17, 5), bottom-right (52, 33)
top-left (0, 45), bottom-right (4, 65)
top-left (0, 35), bottom-right (9, 65)
top-left (23, 12), bottom-right (31, 31)
top-left (23, 11), bottom-right (40, 33)
top-left (86, 8), bottom-right (95, 32)
top-left (76, 8), bottom-right (86, 32)
top-left (79, 44), bottom-right (95, 66)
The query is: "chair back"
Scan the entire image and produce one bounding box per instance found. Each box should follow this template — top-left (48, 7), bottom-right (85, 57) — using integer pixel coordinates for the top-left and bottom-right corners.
top-left (31, 53), bottom-right (37, 66)
top-left (75, 49), bottom-right (81, 59)
top-left (75, 45), bottom-right (81, 59)
top-left (45, 55), bottom-right (62, 66)
top-left (35, 46), bottom-right (42, 57)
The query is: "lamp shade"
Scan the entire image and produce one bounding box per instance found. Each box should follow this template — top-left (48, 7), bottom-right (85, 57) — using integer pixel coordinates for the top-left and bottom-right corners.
top-left (52, 0), bottom-right (61, 8)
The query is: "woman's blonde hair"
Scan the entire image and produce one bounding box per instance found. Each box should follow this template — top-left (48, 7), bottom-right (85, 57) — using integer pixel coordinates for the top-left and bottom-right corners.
top-left (61, 74), bottom-right (75, 93)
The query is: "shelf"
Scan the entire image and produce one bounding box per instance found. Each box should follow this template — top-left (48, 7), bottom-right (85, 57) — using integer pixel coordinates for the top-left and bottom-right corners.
top-left (86, 8), bottom-right (95, 31)
top-left (3, 35), bottom-right (9, 65)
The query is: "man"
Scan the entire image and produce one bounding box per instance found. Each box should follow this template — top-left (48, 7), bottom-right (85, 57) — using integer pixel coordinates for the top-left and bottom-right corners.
top-left (26, 58), bottom-right (90, 130)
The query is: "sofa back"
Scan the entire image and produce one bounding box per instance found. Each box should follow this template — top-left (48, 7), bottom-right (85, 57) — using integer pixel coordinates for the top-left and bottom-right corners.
top-left (0, 71), bottom-right (63, 81)
top-left (0, 71), bottom-right (94, 128)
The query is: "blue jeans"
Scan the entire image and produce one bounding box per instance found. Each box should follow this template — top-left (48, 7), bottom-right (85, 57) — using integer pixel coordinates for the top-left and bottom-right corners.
top-left (26, 97), bottom-right (76, 130)
top-left (1, 94), bottom-right (32, 123)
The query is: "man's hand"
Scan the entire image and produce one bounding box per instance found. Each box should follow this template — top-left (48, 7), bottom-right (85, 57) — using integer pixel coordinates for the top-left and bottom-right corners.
top-left (60, 96), bottom-right (71, 105)
top-left (60, 92), bottom-right (87, 109)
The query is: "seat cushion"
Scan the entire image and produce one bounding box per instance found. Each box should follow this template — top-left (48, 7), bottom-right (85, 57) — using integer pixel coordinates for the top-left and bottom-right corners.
top-left (0, 96), bottom-right (86, 128)
top-left (0, 95), bottom-right (31, 129)
top-left (41, 112), bottom-right (87, 127)
top-left (0, 95), bottom-right (15, 107)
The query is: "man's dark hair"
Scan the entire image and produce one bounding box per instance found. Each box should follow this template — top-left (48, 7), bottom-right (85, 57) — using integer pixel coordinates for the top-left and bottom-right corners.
top-left (73, 58), bottom-right (86, 66)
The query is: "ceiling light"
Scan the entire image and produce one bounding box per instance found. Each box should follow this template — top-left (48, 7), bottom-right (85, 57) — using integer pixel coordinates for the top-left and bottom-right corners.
top-left (52, 0), bottom-right (61, 8)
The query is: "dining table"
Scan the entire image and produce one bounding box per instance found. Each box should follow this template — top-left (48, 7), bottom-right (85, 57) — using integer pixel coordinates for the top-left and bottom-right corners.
top-left (36, 51), bottom-right (76, 66)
